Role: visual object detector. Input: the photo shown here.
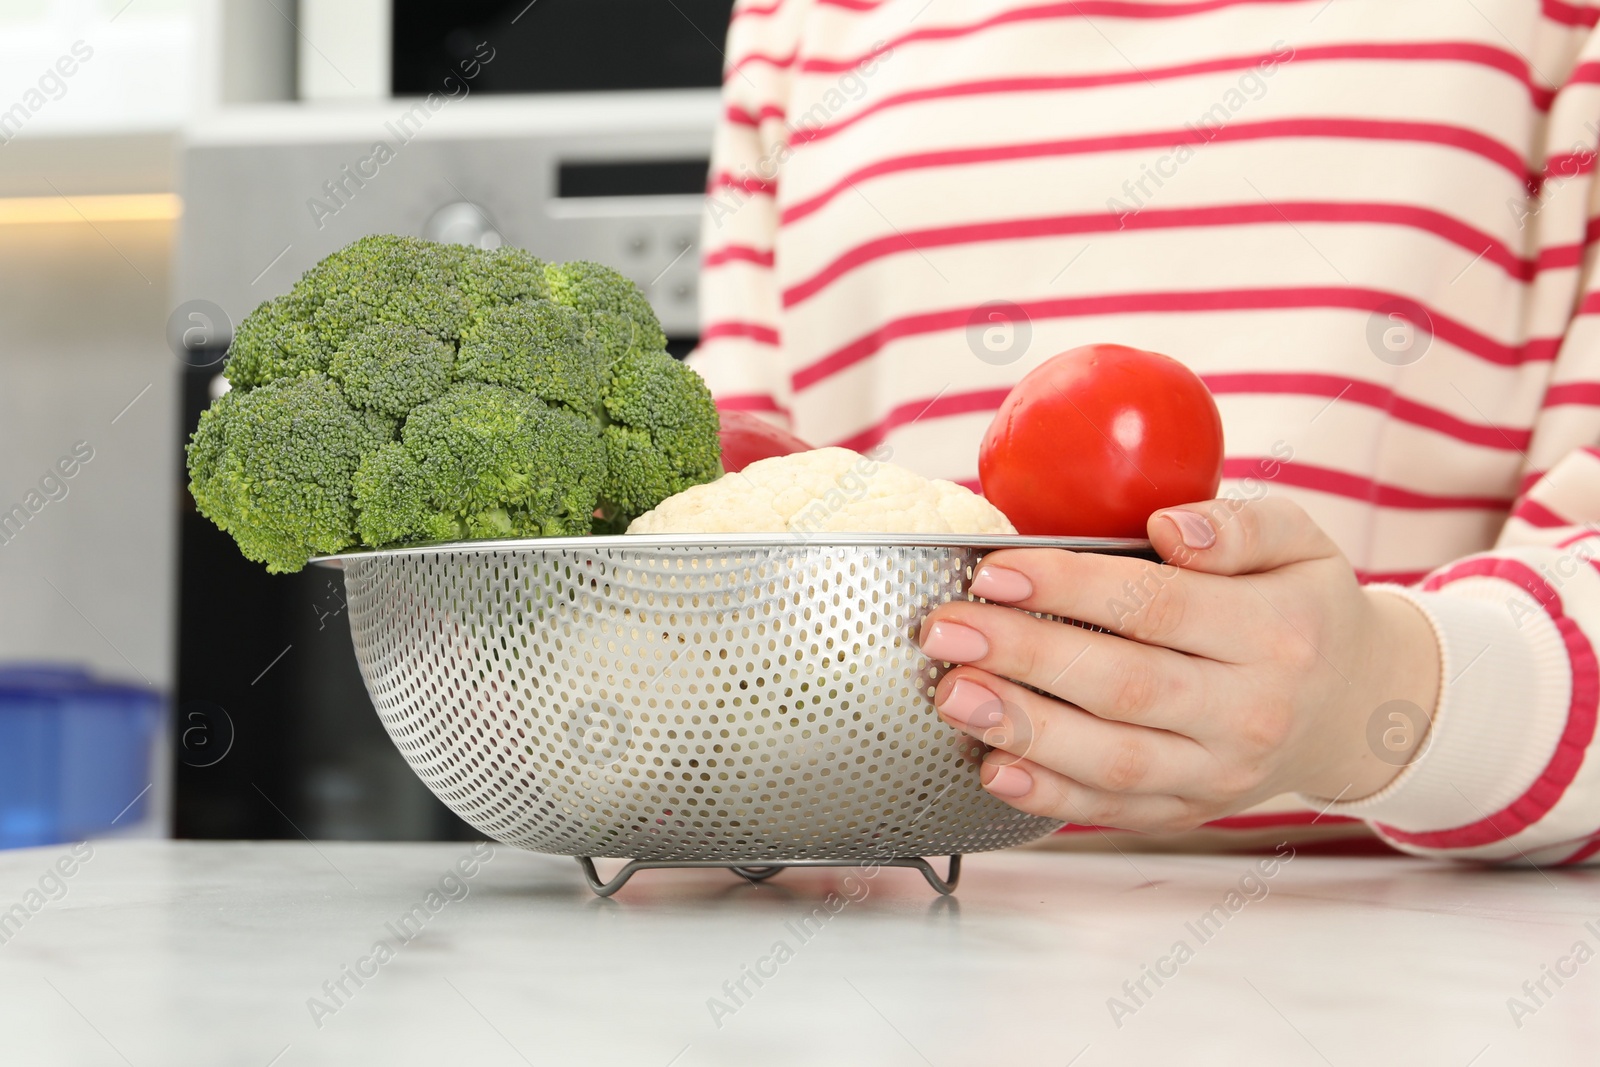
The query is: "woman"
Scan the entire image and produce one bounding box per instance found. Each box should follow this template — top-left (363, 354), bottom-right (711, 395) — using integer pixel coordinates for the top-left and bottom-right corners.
top-left (689, 0), bottom-right (1600, 863)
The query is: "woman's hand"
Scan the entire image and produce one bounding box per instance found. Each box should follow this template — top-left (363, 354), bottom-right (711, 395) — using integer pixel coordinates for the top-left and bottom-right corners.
top-left (917, 498), bottom-right (1442, 833)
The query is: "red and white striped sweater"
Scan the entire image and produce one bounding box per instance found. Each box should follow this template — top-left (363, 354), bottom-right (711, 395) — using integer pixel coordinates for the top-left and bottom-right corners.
top-left (688, 0), bottom-right (1600, 864)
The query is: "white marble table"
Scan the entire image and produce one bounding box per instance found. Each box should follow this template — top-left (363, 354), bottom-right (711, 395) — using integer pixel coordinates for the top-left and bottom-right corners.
top-left (0, 841), bottom-right (1593, 1066)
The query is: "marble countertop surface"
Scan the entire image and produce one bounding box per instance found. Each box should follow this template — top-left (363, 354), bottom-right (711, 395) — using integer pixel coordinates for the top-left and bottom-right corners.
top-left (0, 841), bottom-right (1594, 1066)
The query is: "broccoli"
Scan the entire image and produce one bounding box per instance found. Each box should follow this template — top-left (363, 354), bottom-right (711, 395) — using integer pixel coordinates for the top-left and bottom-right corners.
top-left (329, 323), bottom-right (454, 417)
top-left (544, 260), bottom-right (665, 337)
top-left (458, 246), bottom-right (551, 310)
top-left (223, 291), bottom-right (328, 388)
top-left (400, 382), bottom-right (604, 538)
top-left (540, 260), bottom-right (716, 520)
top-left (186, 236), bottom-right (721, 573)
top-left (303, 235), bottom-right (472, 350)
top-left (598, 347), bottom-right (722, 517)
top-left (188, 375), bottom-right (391, 573)
top-left (546, 260), bottom-right (669, 362)
top-left (455, 301), bottom-right (600, 414)
top-left (352, 442), bottom-right (456, 548)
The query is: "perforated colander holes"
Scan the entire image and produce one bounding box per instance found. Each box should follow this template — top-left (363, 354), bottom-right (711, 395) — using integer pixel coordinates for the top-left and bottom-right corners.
top-left (358, 547), bottom-right (1075, 863)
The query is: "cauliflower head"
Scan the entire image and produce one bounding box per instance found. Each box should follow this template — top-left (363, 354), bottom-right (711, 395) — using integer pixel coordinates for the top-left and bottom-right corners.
top-left (625, 447), bottom-right (1016, 536)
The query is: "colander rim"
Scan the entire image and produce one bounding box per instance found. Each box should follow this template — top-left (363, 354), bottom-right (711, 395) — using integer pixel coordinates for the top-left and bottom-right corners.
top-left (312, 532), bottom-right (1152, 566)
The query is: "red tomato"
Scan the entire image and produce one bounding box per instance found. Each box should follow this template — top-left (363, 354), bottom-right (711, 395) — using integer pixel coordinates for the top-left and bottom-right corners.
top-left (718, 410), bottom-right (815, 473)
top-left (979, 344), bottom-right (1224, 537)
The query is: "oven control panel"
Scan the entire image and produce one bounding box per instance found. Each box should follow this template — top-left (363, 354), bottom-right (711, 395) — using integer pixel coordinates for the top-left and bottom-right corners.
top-left (178, 97), bottom-right (719, 341)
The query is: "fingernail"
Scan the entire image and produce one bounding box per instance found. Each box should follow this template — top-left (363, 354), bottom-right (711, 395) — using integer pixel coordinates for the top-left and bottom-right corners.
top-left (970, 565), bottom-right (1033, 602)
top-left (920, 621), bottom-right (989, 663)
top-left (936, 679), bottom-right (1004, 728)
top-left (984, 763), bottom-right (1033, 798)
top-left (1160, 509), bottom-right (1215, 550)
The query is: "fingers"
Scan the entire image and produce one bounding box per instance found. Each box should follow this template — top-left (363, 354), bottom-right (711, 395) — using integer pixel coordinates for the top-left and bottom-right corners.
top-left (934, 667), bottom-right (1218, 797)
top-left (977, 753), bottom-right (1205, 834)
top-left (1146, 496), bottom-right (1342, 577)
top-left (962, 498), bottom-right (1347, 660)
top-left (918, 601), bottom-right (1200, 731)
top-left (967, 548), bottom-right (1267, 660)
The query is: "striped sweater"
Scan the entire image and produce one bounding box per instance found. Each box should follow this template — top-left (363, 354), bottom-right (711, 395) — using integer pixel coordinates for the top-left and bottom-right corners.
top-left (687, 0), bottom-right (1600, 864)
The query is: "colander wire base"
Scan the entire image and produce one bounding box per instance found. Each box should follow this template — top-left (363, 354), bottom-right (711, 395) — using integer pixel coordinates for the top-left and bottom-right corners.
top-left (576, 854), bottom-right (962, 897)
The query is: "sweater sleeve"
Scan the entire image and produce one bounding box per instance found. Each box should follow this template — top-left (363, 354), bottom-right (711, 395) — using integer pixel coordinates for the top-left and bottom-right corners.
top-left (684, 0), bottom-right (806, 431)
top-left (1314, 21), bottom-right (1600, 866)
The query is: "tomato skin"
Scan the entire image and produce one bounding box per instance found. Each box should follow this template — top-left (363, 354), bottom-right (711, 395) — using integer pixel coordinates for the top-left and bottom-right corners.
top-left (718, 410), bottom-right (815, 473)
top-left (978, 344), bottom-right (1225, 537)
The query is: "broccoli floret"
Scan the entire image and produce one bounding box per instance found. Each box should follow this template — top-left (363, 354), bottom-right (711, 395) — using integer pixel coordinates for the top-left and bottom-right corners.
top-left (224, 293), bottom-right (331, 388)
top-left (401, 383), bottom-right (534, 513)
top-left (545, 260), bottom-right (669, 363)
top-left (586, 309), bottom-right (666, 370)
top-left (359, 409), bottom-right (400, 445)
top-left (299, 235), bottom-right (472, 349)
top-left (329, 323), bottom-right (454, 418)
top-left (187, 375), bottom-right (386, 573)
top-left (455, 301), bottom-right (600, 414)
top-left (456, 246), bottom-right (550, 310)
top-left (598, 347), bottom-right (722, 515)
top-left (599, 426), bottom-right (679, 520)
top-left (402, 383), bottom-right (605, 537)
top-left (353, 442), bottom-right (460, 546)
top-left (190, 237), bottom-right (721, 573)
top-left (512, 404), bottom-right (608, 537)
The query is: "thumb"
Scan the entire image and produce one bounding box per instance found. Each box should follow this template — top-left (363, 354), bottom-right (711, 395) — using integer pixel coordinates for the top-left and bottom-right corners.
top-left (1147, 496), bottom-right (1341, 576)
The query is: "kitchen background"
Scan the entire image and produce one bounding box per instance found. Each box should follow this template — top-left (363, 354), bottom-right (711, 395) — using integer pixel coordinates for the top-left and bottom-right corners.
top-left (0, 0), bottom-right (734, 847)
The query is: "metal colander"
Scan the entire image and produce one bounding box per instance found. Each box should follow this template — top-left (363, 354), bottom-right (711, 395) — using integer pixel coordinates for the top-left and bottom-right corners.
top-left (321, 533), bottom-right (1149, 894)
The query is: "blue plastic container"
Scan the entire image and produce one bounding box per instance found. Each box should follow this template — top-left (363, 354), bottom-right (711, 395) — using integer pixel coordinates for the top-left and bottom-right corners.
top-left (0, 665), bottom-right (163, 848)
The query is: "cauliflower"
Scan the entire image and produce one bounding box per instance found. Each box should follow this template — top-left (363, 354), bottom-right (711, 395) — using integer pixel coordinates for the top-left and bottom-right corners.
top-left (626, 447), bottom-right (1017, 536)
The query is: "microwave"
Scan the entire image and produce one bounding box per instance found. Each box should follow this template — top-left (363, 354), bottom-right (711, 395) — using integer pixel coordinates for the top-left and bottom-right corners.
top-left (300, 0), bottom-right (738, 102)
